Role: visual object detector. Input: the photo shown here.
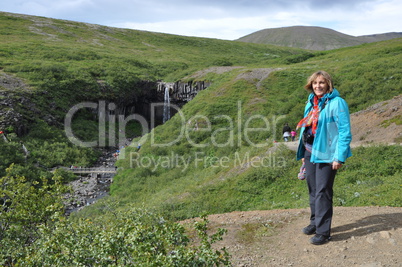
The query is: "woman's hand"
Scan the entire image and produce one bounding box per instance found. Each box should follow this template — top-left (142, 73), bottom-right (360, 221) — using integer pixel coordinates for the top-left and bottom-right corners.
top-left (332, 161), bottom-right (342, 170)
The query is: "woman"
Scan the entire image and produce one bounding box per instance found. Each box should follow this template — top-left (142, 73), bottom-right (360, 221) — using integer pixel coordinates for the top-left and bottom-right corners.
top-left (296, 70), bottom-right (352, 245)
top-left (291, 129), bottom-right (297, 141)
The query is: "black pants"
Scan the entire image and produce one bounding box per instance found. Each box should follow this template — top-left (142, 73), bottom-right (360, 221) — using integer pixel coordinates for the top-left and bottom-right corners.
top-left (304, 150), bottom-right (337, 237)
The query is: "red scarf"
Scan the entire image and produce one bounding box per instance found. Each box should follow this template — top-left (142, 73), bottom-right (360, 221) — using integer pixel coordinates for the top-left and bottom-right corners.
top-left (296, 96), bottom-right (320, 134)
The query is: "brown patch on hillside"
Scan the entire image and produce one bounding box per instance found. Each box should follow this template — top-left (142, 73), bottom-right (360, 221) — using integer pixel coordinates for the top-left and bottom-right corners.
top-left (350, 95), bottom-right (402, 145)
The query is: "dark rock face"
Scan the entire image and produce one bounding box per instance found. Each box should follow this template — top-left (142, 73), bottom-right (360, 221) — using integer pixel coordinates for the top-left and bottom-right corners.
top-left (108, 80), bottom-right (210, 127)
top-left (152, 80), bottom-right (210, 124)
top-left (0, 71), bottom-right (210, 136)
top-left (0, 91), bottom-right (26, 136)
top-left (0, 89), bottom-right (57, 136)
top-left (0, 72), bottom-right (50, 136)
top-left (0, 73), bottom-right (23, 134)
top-left (157, 80), bottom-right (211, 102)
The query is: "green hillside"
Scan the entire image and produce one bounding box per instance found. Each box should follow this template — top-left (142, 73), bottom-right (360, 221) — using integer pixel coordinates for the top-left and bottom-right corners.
top-left (0, 12), bottom-right (401, 265)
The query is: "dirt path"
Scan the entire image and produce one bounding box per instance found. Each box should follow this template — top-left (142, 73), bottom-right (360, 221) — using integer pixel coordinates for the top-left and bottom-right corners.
top-left (200, 206), bottom-right (402, 266)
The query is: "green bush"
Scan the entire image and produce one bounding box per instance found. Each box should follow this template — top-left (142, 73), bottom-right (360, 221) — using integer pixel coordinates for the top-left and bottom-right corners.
top-left (0, 167), bottom-right (69, 265)
top-left (0, 141), bottom-right (25, 177)
top-left (19, 209), bottom-right (230, 266)
top-left (283, 52), bottom-right (316, 64)
top-left (1, 166), bottom-right (230, 266)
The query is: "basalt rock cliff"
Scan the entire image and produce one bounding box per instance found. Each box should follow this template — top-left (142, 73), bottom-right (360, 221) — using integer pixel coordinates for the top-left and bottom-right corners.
top-left (0, 70), bottom-right (210, 136)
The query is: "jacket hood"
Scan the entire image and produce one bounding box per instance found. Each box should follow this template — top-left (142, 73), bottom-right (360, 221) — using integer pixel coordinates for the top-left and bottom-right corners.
top-left (308, 88), bottom-right (340, 104)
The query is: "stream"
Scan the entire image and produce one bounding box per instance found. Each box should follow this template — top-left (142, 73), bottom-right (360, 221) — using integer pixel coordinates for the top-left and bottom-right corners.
top-left (64, 148), bottom-right (118, 215)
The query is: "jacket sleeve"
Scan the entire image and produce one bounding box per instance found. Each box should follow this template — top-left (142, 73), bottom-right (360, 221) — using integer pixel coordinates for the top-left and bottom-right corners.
top-left (296, 101), bottom-right (312, 160)
top-left (334, 98), bottom-right (352, 162)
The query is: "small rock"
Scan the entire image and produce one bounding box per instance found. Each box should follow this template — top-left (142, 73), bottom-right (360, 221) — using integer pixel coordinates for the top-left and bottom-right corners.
top-left (379, 231), bottom-right (391, 239)
top-left (389, 238), bottom-right (397, 245)
top-left (366, 236), bottom-right (376, 244)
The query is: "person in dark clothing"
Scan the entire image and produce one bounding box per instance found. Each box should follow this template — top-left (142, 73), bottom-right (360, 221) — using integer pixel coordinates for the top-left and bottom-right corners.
top-left (283, 123), bottom-right (291, 134)
top-left (282, 123), bottom-right (291, 142)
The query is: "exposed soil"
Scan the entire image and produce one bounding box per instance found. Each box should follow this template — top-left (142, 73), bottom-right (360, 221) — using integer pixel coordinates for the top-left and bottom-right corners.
top-left (350, 95), bottom-right (402, 145)
top-left (203, 206), bottom-right (402, 266)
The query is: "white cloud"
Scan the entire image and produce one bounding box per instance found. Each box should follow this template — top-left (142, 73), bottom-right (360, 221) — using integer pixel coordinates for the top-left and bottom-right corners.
top-left (1, 0), bottom-right (400, 39)
top-left (331, 0), bottom-right (402, 36)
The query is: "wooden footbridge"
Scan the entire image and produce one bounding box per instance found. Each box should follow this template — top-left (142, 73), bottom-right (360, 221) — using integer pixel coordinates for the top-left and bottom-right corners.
top-left (51, 167), bottom-right (117, 174)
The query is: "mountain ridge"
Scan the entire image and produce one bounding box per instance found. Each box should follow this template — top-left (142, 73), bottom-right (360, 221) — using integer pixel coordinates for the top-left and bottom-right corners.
top-left (236, 25), bottom-right (402, 50)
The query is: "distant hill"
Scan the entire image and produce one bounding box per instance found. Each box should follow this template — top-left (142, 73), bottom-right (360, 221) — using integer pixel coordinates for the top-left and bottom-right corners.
top-left (236, 26), bottom-right (402, 50)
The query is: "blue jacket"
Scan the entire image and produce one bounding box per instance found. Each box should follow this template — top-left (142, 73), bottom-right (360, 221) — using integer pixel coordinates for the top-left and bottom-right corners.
top-left (296, 88), bottom-right (352, 163)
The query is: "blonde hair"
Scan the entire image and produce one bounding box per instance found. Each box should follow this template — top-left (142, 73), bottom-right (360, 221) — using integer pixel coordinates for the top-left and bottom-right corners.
top-left (304, 70), bottom-right (333, 93)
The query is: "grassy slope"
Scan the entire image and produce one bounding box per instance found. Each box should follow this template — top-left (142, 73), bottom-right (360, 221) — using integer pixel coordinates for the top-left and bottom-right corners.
top-left (0, 12), bottom-right (303, 80)
top-left (0, 12), bottom-right (401, 220)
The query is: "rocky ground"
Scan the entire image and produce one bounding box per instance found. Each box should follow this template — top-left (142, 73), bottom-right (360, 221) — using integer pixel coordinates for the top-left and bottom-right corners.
top-left (201, 206), bottom-right (402, 267)
top-left (64, 148), bottom-right (117, 214)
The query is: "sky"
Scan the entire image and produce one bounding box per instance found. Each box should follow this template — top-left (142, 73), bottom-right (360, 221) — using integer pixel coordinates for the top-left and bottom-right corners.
top-left (1, 0), bottom-right (401, 40)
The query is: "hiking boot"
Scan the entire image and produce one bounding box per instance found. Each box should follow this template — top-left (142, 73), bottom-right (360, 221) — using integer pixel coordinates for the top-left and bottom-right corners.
top-left (302, 225), bottom-right (316, 235)
top-left (309, 234), bottom-right (331, 245)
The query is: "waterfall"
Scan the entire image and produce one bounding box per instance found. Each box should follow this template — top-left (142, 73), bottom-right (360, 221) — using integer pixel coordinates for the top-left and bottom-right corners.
top-left (22, 144), bottom-right (30, 157)
top-left (163, 87), bottom-right (170, 123)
